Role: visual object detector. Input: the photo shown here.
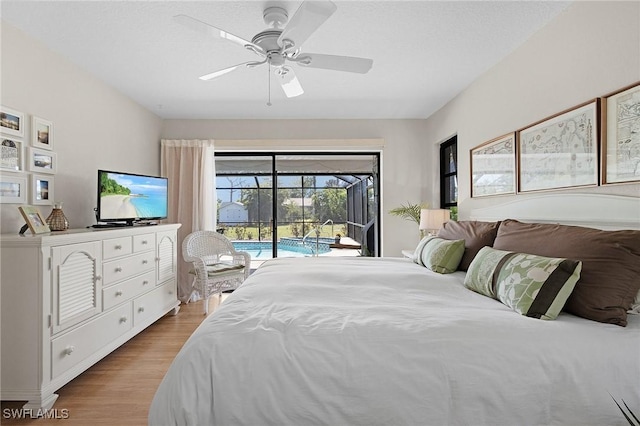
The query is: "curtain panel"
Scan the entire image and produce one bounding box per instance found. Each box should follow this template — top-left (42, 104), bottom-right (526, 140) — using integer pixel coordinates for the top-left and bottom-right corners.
top-left (161, 139), bottom-right (216, 302)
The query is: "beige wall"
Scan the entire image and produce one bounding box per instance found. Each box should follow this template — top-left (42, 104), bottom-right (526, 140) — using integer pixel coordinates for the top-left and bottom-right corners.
top-left (422, 1), bottom-right (640, 220)
top-left (0, 23), bottom-right (163, 232)
top-left (162, 119), bottom-right (429, 256)
top-left (2, 0), bottom-right (637, 253)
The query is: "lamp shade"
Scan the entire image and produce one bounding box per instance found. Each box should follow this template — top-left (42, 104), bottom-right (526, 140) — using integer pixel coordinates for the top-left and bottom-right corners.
top-left (419, 209), bottom-right (451, 232)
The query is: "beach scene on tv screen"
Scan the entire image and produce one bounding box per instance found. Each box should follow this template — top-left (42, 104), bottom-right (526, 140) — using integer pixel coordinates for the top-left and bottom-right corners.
top-left (100, 173), bottom-right (167, 220)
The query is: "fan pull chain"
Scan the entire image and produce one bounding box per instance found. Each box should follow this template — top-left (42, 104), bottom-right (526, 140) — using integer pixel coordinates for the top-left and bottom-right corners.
top-left (267, 63), bottom-right (272, 107)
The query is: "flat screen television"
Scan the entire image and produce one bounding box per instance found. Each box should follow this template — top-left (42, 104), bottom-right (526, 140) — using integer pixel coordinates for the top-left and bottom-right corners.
top-left (96, 169), bottom-right (168, 226)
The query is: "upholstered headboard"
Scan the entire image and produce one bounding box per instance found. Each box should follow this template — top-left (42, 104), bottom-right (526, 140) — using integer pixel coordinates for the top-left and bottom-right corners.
top-left (469, 193), bottom-right (640, 230)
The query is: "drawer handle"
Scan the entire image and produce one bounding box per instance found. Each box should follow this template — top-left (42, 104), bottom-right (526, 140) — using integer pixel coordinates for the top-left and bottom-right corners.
top-left (64, 345), bottom-right (75, 355)
top-left (120, 316), bottom-right (128, 323)
top-left (142, 240), bottom-right (148, 245)
top-left (115, 267), bottom-right (123, 273)
top-left (138, 306), bottom-right (145, 313)
top-left (168, 290), bottom-right (173, 295)
top-left (115, 245), bottom-right (122, 250)
top-left (142, 260), bottom-right (148, 265)
top-left (95, 275), bottom-right (102, 282)
top-left (115, 290), bottom-right (123, 297)
top-left (142, 280), bottom-right (149, 285)
top-left (155, 257), bottom-right (161, 262)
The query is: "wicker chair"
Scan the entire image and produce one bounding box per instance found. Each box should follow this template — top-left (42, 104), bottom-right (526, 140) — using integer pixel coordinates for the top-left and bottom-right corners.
top-left (182, 231), bottom-right (251, 314)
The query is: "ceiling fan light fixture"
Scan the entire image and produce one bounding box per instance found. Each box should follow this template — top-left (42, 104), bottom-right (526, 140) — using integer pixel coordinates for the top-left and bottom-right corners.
top-left (278, 67), bottom-right (304, 98)
top-left (178, 0), bottom-right (372, 101)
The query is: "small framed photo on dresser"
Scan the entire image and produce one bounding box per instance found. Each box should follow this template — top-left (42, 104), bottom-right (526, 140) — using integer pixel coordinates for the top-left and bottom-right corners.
top-left (18, 205), bottom-right (50, 234)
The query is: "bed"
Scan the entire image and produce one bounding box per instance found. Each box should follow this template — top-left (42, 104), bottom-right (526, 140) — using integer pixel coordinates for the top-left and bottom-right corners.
top-left (149, 196), bottom-right (640, 426)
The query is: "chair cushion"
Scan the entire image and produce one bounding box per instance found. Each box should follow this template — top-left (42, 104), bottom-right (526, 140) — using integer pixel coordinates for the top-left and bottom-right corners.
top-left (189, 262), bottom-right (245, 277)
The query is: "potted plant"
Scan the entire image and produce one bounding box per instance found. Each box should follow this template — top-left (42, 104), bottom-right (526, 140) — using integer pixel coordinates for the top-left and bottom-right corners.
top-left (389, 202), bottom-right (428, 225)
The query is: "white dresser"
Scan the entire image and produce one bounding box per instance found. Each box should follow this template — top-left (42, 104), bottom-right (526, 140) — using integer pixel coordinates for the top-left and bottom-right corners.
top-left (0, 224), bottom-right (181, 411)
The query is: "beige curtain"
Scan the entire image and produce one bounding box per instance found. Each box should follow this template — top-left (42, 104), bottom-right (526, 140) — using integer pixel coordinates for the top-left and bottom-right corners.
top-left (161, 139), bottom-right (216, 302)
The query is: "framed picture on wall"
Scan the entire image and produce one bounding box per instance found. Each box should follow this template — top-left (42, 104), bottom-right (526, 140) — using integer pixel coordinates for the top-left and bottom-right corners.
top-left (1, 137), bottom-right (23, 172)
top-left (517, 99), bottom-right (599, 193)
top-left (0, 105), bottom-right (25, 137)
top-left (27, 147), bottom-right (57, 174)
top-left (0, 174), bottom-right (28, 204)
top-left (602, 81), bottom-right (640, 185)
top-left (470, 132), bottom-right (516, 197)
top-left (32, 116), bottom-right (54, 150)
top-left (31, 174), bottom-right (54, 205)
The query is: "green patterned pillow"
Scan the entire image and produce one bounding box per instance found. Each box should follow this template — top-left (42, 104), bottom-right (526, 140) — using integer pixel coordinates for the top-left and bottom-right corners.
top-left (413, 236), bottom-right (465, 274)
top-left (465, 246), bottom-right (582, 320)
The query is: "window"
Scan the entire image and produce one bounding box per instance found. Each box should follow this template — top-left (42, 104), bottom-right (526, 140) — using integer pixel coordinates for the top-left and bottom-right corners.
top-left (440, 136), bottom-right (457, 209)
top-left (215, 153), bottom-right (380, 257)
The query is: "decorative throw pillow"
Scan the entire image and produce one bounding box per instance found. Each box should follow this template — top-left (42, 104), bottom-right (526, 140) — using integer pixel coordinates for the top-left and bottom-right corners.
top-left (412, 236), bottom-right (432, 264)
top-left (413, 236), bottom-right (465, 274)
top-left (465, 247), bottom-right (582, 320)
top-left (493, 219), bottom-right (640, 326)
top-left (437, 220), bottom-right (500, 271)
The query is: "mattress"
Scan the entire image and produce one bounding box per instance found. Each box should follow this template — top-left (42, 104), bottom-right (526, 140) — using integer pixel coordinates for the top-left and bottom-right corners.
top-left (149, 256), bottom-right (640, 426)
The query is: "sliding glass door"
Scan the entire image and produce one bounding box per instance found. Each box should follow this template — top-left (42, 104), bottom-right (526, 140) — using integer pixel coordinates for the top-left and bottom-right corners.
top-left (215, 152), bottom-right (380, 263)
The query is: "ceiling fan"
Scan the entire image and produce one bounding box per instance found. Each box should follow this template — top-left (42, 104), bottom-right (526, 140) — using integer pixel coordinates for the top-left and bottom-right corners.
top-left (174, 0), bottom-right (373, 102)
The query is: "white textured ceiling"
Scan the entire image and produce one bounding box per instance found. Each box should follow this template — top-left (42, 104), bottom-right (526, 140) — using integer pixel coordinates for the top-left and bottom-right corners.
top-left (1, 1), bottom-right (570, 119)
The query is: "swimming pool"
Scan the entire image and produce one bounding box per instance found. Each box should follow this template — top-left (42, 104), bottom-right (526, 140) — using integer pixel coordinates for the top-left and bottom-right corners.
top-left (233, 239), bottom-right (331, 259)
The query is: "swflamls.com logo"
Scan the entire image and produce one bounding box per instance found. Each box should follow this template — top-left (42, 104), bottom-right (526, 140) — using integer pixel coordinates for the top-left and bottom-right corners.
top-left (3, 408), bottom-right (70, 419)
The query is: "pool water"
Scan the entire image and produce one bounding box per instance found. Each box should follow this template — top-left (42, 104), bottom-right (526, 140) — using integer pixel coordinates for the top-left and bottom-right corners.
top-left (233, 240), bottom-right (331, 259)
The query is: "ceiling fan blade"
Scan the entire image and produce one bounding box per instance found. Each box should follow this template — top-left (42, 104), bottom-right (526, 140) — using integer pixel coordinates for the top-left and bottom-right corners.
top-left (199, 61), bottom-right (260, 81)
top-left (295, 53), bottom-right (373, 74)
top-left (277, 68), bottom-right (304, 98)
top-left (277, 1), bottom-right (337, 49)
top-left (174, 14), bottom-right (264, 55)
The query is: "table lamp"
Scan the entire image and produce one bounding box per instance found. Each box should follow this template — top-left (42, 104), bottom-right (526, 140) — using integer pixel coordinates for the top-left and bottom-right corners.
top-left (419, 209), bottom-right (451, 237)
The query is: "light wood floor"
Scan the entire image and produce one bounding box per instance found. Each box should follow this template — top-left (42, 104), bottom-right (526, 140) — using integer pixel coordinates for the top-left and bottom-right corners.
top-left (1, 298), bottom-right (220, 425)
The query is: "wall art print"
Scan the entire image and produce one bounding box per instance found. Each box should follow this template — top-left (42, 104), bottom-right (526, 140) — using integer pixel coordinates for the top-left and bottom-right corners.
top-left (518, 100), bottom-right (599, 193)
top-left (1, 137), bottom-right (23, 172)
top-left (32, 116), bottom-right (54, 150)
top-left (0, 106), bottom-right (24, 138)
top-left (471, 133), bottom-right (516, 197)
top-left (0, 174), bottom-right (28, 204)
top-left (603, 82), bottom-right (640, 184)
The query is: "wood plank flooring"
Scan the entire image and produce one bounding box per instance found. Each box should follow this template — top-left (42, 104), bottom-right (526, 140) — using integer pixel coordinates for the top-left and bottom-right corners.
top-left (1, 298), bottom-right (218, 425)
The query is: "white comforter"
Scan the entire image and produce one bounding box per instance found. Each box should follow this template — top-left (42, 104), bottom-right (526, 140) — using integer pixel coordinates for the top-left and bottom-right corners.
top-left (149, 256), bottom-right (640, 426)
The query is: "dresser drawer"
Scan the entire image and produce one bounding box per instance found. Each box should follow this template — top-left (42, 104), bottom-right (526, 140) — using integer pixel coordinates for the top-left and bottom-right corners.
top-left (103, 237), bottom-right (133, 260)
top-left (103, 270), bottom-right (155, 310)
top-left (103, 251), bottom-right (156, 286)
top-left (133, 233), bottom-right (155, 253)
top-left (51, 303), bottom-right (132, 379)
top-left (134, 280), bottom-right (176, 326)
